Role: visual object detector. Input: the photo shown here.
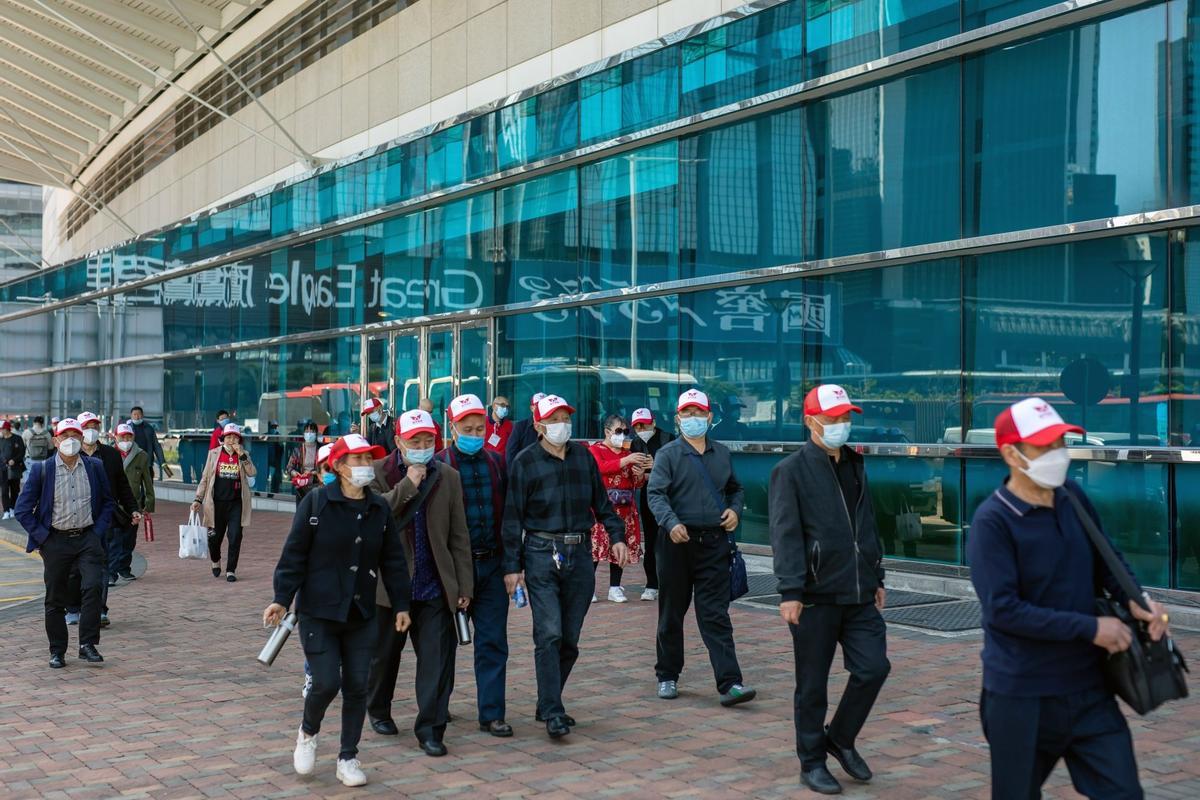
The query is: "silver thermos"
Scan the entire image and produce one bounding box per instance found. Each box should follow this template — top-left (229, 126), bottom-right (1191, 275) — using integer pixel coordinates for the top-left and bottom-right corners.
top-left (454, 609), bottom-right (472, 645)
top-left (257, 612), bottom-right (298, 666)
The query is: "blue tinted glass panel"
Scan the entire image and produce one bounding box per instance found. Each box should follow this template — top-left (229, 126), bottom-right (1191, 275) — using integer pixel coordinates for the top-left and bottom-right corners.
top-left (497, 169), bottom-right (580, 307)
top-left (426, 116), bottom-right (497, 192)
top-left (1176, 466), bottom-right (1200, 589)
top-left (806, 0), bottom-right (959, 78)
top-left (366, 139), bottom-right (426, 207)
top-left (495, 309), bottom-right (581, 426)
top-left (963, 0), bottom-right (1060, 31)
top-left (271, 177), bottom-right (319, 235)
top-left (497, 82), bottom-right (580, 170)
top-left (580, 48), bottom-right (679, 144)
top-left (426, 193), bottom-right (495, 315)
top-left (377, 213), bottom-right (426, 320)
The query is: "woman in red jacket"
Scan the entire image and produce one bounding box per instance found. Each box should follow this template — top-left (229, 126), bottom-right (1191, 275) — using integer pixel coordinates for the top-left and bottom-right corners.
top-left (588, 414), bottom-right (653, 603)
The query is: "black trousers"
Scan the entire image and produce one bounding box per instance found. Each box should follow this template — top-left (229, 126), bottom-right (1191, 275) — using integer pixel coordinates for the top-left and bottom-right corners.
top-left (42, 530), bottom-right (105, 653)
top-left (207, 500), bottom-right (243, 573)
top-left (981, 687), bottom-right (1143, 800)
top-left (300, 611), bottom-right (378, 761)
top-left (655, 528), bottom-right (743, 693)
top-left (1, 472), bottom-right (19, 511)
top-left (366, 600), bottom-right (457, 743)
top-left (790, 602), bottom-right (890, 769)
top-left (639, 502), bottom-right (659, 590)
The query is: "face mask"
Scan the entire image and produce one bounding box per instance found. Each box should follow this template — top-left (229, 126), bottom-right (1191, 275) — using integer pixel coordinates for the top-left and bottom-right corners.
top-left (33, 425), bottom-right (43, 434)
top-left (636, 430), bottom-right (654, 443)
top-left (217, 417), bottom-right (227, 426)
top-left (303, 431), bottom-right (316, 443)
top-left (456, 433), bottom-right (485, 455)
top-left (224, 441), bottom-right (238, 452)
top-left (321, 471), bottom-right (337, 485)
top-left (82, 429), bottom-right (99, 445)
top-left (131, 417), bottom-right (143, 425)
top-left (608, 433), bottom-right (626, 448)
top-left (816, 421), bottom-right (851, 449)
top-left (369, 412), bottom-right (381, 424)
top-left (679, 417), bottom-right (709, 439)
top-left (58, 438), bottom-right (81, 457)
top-left (349, 465), bottom-right (375, 487)
top-left (542, 422), bottom-right (572, 446)
top-left (117, 441), bottom-right (133, 453)
top-left (494, 406), bottom-right (509, 420)
top-left (1015, 447), bottom-right (1071, 489)
top-left (405, 447), bottom-right (434, 465)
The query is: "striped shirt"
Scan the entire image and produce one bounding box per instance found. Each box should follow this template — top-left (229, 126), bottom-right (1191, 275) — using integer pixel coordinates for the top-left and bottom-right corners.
top-left (51, 452), bottom-right (93, 530)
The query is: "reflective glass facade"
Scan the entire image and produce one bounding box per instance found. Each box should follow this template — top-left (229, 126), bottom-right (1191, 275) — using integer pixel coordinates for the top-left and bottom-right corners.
top-left (4, 0), bottom-right (1200, 590)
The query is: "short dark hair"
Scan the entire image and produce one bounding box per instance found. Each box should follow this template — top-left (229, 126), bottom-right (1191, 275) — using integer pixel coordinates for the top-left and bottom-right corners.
top-left (33, 415), bottom-right (44, 424)
top-left (303, 421), bottom-right (319, 433)
top-left (602, 413), bottom-right (626, 432)
top-left (216, 409), bottom-right (229, 419)
top-left (130, 405), bottom-right (144, 414)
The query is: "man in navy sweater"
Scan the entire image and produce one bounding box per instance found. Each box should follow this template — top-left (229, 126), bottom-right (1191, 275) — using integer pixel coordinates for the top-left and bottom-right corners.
top-left (968, 397), bottom-right (1170, 799)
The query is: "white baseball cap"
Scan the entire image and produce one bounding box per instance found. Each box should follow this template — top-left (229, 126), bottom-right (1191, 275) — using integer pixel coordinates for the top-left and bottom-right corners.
top-left (55, 418), bottom-right (83, 436)
top-left (534, 394), bottom-right (575, 422)
top-left (115, 423), bottom-right (134, 437)
top-left (803, 384), bottom-right (863, 417)
top-left (220, 422), bottom-right (243, 440)
top-left (530, 391), bottom-right (548, 406)
top-left (631, 408), bottom-right (654, 425)
top-left (995, 398), bottom-right (1084, 447)
top-left (398, 409), bottom-right (438, 440)
top-left (77, 411), bottom-right (101, 427)
top-left (361, 397), bottom-right (384, 415)
top-left (316, 443), bottom-right (335, 466)
top-left (449, 393), bottom-right (487, 422)
top-left (677, 389), bottom-right (710, 413)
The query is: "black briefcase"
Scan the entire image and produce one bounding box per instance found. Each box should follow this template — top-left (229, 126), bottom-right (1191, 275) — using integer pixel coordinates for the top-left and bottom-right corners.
top-left (1066, 491), bottom-right (1189, 715)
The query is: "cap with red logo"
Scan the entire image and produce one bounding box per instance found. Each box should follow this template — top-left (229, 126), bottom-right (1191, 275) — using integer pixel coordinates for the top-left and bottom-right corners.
top-left (77, 411), bottom-right (101, 427)
top-left (316, 443), bottom-right (335, 466)
top-left (534, 394), bottom-right (575, 422)
top-left (677, 389), bottom-right (710, 413)
top-left (0, 420), bottom-right (10, 431)
top-left (449, 393), bottom-right (487, 422)
top-left (328, 433), bottom-right (386, 462)
top-left (803, 384), bottom-right (863, 418)
top-left (115, 423), bottom-right (134, 437)
top-left (631, 408), bottom-right (654, 425)
top-left (361, 397), bottom-right (384, 416)
top-left (994, 398), bottom-right (1084, 448)
top-left (530, 391), bottom-right (547, 406)
top-left (397, 409), bottom-right (438, 439)
top-left (55, 418), bottom-right (83, 436)
top-left (220, 422), bottom-right (243, 440)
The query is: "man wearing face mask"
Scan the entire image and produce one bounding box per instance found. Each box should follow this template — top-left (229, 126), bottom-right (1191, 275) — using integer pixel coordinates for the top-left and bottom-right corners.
top-left (969, 398), bottom-right (1168, 799)
top-left (14, 418), bottom-right (117, 667)
top-left (485, 396), bottom-right (512, 461)
top-left (647, 389), bottom-right (754, 708)
top-left (769, 384), bottom-right (888, 795)
top-left (112, 424), bottom-right (155, 585)
top-left (630, 408), bottom-right (672, 601)
top-left (128, 406), bottom-right (169, 480)
top-left (208, 409), bottom-right (231, 451)
top-left (504, 392), bottom-right (546, 465)
top-left (502, 394), bottom-right (628, 739)
top-left (366, 409), bottom-right (472, 757)
top-left (361, 398), bottom-right (396, 455)
top-left (0, 420), bottom-right (26, 519)
top-left (436, 394), bottom-right (512, 736)
top-left (77, 412), bottom-right (139, 625)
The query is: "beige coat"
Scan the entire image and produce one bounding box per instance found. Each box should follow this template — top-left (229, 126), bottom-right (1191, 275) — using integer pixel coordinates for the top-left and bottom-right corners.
top-left (193, 446), bottom-right (256, 527)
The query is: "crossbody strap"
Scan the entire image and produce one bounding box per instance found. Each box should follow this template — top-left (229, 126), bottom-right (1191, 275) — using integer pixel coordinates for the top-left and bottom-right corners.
top-left (1062, 488), bottom-right (1148, 613)
top-left (683, 449), bottom-right (726, 513)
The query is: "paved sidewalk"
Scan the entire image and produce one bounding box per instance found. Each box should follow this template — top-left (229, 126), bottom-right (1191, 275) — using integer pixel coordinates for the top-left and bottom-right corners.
top-left (0, 504), bottom-right (1198, 800)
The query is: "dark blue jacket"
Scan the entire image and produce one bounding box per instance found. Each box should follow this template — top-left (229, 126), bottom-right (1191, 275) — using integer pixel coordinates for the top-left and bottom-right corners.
top-left (14, 455), bottom-right (116, 553)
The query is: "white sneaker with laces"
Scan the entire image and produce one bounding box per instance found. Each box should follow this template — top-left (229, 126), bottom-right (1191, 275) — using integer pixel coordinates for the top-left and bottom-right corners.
top-left (607, 586), bottom-right (628, 603)
top-left (293, 729), bottom-right (317, 776)
top-left (641, 588), bottom-right (658, 601)
top-left (336, 758), bottom-right (368, 787)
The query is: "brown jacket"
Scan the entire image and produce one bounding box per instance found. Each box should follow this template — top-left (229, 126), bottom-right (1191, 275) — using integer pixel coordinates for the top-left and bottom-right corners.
top-left (370, 453), bottom-right (472, 613)
top-left (194, 446), bottom-right (256, 527)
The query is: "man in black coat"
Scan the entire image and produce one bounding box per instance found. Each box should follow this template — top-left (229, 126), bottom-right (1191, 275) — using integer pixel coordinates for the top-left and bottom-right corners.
top-left (629, 407), bottom-right (671, 601)
top-left (503, 392), bottom-right (546, 465)
top-left (129, 406), bottom-right (169, 479)
top-left (0, 420), bottom-right (26, 519)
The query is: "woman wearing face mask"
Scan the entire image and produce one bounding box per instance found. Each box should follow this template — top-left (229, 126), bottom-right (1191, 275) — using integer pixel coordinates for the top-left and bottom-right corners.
top-left (192, 422), bottom-right (256, 582)
top-left (287, 422), bottom-right (322, 504)
top-left (265, 434), bottom-right (413, 788)
top-left (588, 415), bottom-right (653, 603)
top-left (300, 442), bottom-right (338, 703)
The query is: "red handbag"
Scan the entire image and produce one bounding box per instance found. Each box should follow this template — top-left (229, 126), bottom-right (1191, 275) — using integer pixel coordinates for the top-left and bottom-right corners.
top-left (292, 473), bottom-right (313, 489)
top-left (143, 513), bottom-right (155, 542)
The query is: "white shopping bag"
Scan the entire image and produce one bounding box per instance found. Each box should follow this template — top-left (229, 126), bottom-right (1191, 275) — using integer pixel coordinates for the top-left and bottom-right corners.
top-left (178, 511), bottom-right (209, 560)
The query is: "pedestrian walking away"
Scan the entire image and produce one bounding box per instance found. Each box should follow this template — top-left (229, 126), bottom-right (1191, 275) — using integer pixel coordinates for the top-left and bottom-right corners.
top-left (969, 397), bottom-right (1170, 800)
top-left (24, 415), bottom-right (52, 464)
top-left (361, 398), bottom-right (396, 455)
top-left (769, 384), bottom-right (890, 795)
top-left (502, 394), bottom-right (628, 739)
top-left (630, 407), bottom-right (672, 601)
top-left (0, 419), bottom-right (26, 518)
top-left (437, 393), bottom-right (512, 736)
top-left (265, 434), bottom-right (413, 788)
top-left (366, 412), bottom-right (473, 757)
top-left (589, 414), bottom-right (652, 603)
top-left (112, 423), bottom-right (154, 584)
top-left (504, 392), bottom-right (546, 465)
top-left (287, 422), bottom-right (322, 504)
top-left (193, 423), bottom-right (255, 582)
top-left (485, 396), bottom-right (512, 461)
top-left (13, 418), bottom-right (116, 668)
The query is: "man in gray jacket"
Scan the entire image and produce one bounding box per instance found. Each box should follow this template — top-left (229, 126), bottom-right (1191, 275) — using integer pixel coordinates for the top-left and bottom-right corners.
top-left (769, 384), bottom-right (890, 796)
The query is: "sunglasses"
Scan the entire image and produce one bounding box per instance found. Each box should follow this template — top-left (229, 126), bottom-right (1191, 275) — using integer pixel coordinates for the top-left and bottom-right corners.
top-left (610, 427), bottom-right (629, 436)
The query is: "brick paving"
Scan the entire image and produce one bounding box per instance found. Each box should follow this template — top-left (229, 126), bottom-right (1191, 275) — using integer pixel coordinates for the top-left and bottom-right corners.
top-left (1, 503), bottom-right (1199, 800)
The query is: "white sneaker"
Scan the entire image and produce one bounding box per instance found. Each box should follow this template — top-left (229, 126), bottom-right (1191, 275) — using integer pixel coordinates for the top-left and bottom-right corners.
top-left (608, 586), bottom-right (628, 603)
top-left (293, 729), bottom-right (317, 776)
top-left (336, 758), bottom-right (368, 787)
top-left (641, 589), bottom-right (659, 601)
top-left (301, 673), bottom-right (313, 699)
top-left (591, 593), bottom-right (598, 603)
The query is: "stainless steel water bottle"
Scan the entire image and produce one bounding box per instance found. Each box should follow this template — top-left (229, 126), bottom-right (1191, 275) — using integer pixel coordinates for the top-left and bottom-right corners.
top-left (257, 612), bottom-right (298, 666)
top-left (454, 609), bottom-right (472, 645)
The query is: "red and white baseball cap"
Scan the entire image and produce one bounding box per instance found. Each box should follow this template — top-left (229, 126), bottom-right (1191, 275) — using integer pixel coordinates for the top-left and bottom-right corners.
top-left (55, 418), bottom-right (83, 436)
top-left (530, 391), bottom-right (547, 406)
top-left (316, 443), bottom-right (335, 466)
top-left (0, 420), bottom-right (10, 431)
top-left (361, 397), bottom-right (384, 416)
top-left (677, 389), bottom-right (710, 413)
top-left (631, 408), bottom-right (654, 425)
top-left (994, 397), bottom-right (1084, 448)
top-left (534, 394), bottom-right (575, 422)
top-left (77, 411), bottom-right (101, 427)
top-left (115, 423), bottom-right (134, 437)
top-left (220, 422), bottom-right (243, 440)
top-left (803, 384), bottom-right (863, 417)
top-left (328, 433), bottom-right (386, 462)
top-left (449, 393), bottom-right (487, 422)
top-left (397, 409), bottom-right (438, 439)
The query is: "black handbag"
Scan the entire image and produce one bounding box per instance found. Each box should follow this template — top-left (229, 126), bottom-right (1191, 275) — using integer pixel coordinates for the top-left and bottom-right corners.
top-left (683, 451), bottom-right (749, 602)
top-left (1064, 490), bottom-right (1189, 715)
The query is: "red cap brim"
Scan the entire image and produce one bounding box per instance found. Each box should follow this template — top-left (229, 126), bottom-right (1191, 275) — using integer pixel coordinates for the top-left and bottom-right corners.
top-left (677, 401), bottom-right (709, 413)
top-left (345, 444), bottom-right (387, 459)
top-left (400, 426), bottom-right (438, 440)
top-left (535, 403), bottom-right (575, 422)
top-left (449, 408), bottom-right (486, 423)
top-left (1020, 423), bottom-right (1085, 447)
top-left (821, 403), bottom-right (863, 417)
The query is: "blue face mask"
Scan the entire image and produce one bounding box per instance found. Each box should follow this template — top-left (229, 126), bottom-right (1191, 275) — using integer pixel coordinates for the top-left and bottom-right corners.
top-left (494, 406), bottom-right (509, 420)
top-left (456, 434), bottom-right (485, 455)
top-left (679, 416), bottom-right (709, 438)
top-left (321, 471), bottom-right (337, 485)
top-left (406, 447), bottom-right (434, 465)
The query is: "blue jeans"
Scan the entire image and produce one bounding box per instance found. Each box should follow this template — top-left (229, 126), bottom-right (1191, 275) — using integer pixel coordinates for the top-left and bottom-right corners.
top-left (524, 535), bottom-right (595, 721)
top-left (470, 555), bottom-right (510, 723)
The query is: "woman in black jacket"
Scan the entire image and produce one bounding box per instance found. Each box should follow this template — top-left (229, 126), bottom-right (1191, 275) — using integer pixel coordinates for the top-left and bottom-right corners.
top-left (264, 434), bottom-right (413, 788)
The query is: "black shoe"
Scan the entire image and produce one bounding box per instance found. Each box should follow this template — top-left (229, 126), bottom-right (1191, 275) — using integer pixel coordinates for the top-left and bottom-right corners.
top-left (212, 566), bottom-right (221, 578)
top-left (801, 765), bottom-right (843, 795)
top-left (545, 716), bottom-right (570, 739)
top-left (99, 614), bottom-right (111, 628)
top-left (119, 571), bottom-right (136, 581)
top-left (107, 574), bottom-right (119, 587)
top-left (370, 718), bottom-right (399, 736)
top-left (77, 644), bottom-right (104, 664)
top-left (825, 732), bottom-right (872, 782)
top-left (419, 739), bottom-right (447, 757)
top-left (479, 720), bottom-right (513, 737)
top-left (535, 712), bottom-right (576, 726)
top-left (48, 653), bottom-right (65, 669)
top-left (226, 573), bottom-right (237, 583)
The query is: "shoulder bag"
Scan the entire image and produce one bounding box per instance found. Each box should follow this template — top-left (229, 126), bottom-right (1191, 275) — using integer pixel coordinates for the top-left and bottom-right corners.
top-left (683, 450), bottom-right (749, 601)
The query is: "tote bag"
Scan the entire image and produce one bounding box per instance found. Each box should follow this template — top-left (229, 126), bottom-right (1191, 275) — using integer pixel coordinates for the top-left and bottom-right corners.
top-left (178, 511), bottom-right (208, 559)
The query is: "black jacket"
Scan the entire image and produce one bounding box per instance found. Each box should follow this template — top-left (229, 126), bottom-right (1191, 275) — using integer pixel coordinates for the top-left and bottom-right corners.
top-left (633, 427), bottom-right (673, 534)
top-left (131, 421), bottom-right (165, 466)
top-left (769, 443), bottom-right (884, 606)
top-left (365, 414), bottom-right (396, 455)
top-left (0, 434), bottom-right (26, 476)
top-left (272, 481), bottom-right (412, 622)
top-left (505, 417), bottom-right (540, 464)
top-left (86, 442), bottom-right (138, 526)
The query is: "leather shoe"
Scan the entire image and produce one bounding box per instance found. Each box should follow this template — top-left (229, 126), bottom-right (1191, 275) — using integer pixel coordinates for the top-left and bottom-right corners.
top-left (48, 653), bottom-right (65, 669)
top-left (77, 644), bottom-right (104, 664)
top-left (419, 739), bottom-right (447, 757)
top-left (801, 765), bottom-right (842, 795)
top-left (479, 719), bottom-right (513, 737)
top-left (370, 718), bottom-right (399, 736)
top-left (825, 732), bottom-right (872, 782)
top-left (545, 716), bottom-right (570, 739)
top-left (535, 712), bottom-right (576, 726)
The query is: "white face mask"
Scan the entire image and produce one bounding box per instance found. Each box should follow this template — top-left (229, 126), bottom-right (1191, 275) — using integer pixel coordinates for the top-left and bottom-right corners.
top-left (368, 411), bottom-right (381, 424)
top-left (117, 441), bottom-right (133, 452)
top-left (303, 431), bottom-right (317, 443)
top-left (816, 420), bottom-right (851, 449)
top-left (82, 429), bottom-right (99, 445)
top-left (636, 430), bottom-right (654, 443)
top-left (1015, 447), bottom-right (1071, 489)
top-left (542, 422), bottom-right (572, 446)
top-left (58, 438), bottom-right (81, 457)
top-left (608, 433), bottom-right (626, 448)
top-left (348, 465), bottom-right (375, 487)
top-left (33, 424), bottom-right (44, 434)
